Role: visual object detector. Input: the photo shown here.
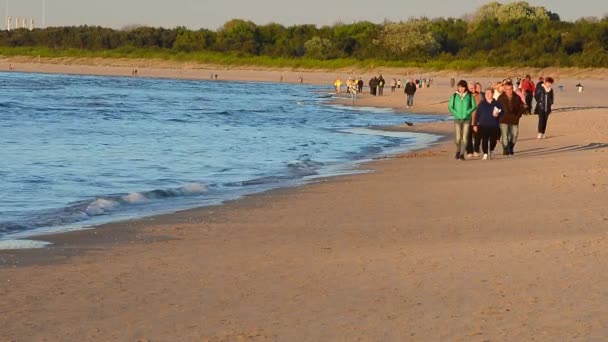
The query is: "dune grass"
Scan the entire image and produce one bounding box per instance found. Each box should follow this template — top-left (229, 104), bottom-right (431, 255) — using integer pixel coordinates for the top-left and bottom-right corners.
top-left (0, 46), bottom-right (492, 72)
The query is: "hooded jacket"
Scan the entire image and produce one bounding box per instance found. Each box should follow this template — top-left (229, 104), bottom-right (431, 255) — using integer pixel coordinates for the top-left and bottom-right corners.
top-left (448, 91), bottom-right (477, 120)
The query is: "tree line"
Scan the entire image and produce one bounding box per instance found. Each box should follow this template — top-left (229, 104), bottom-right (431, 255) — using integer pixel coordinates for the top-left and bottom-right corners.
top-left (1, 1), bottom-right (607, 68)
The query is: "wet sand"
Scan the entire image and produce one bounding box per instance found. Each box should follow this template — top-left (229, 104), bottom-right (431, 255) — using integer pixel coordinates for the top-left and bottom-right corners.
top-left (1, 61), bottom-right (608, 340)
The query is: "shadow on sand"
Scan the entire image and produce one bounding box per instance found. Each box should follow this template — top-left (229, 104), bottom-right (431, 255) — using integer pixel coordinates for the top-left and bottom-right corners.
top-left (516, 142), bottom-right (608, 157)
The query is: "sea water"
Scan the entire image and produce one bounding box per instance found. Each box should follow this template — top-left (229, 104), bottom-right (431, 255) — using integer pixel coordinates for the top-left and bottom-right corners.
top-left (0, 72), bottom-right (445, 245)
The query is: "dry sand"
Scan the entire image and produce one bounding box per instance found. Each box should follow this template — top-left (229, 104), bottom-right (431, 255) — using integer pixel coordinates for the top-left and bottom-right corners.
top-left (1, 60), bottom-right (608, 341)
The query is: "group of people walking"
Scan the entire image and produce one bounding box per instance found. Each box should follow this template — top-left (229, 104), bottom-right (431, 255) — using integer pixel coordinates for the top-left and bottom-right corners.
top-left (450, 77), bottom-right (554, 161)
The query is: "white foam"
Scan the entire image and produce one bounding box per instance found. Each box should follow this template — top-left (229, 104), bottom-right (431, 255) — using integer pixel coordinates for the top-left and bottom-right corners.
top-left (327, 104), bottom-right (396, 114)
top-left (85, 198), bottom-right (119, 216)
top-left (122, 192), bottom-right (147, 204)
top-left (0, 239), bottom-right (52, 250)
top-left (180, 183), bottom-right (207, 194)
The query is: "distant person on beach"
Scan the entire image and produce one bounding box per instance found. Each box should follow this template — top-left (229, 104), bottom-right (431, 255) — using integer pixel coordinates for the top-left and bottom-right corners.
top-left (535, 77), bottom-right (555, 139)
top-left (357, 78), bottom-right (364, 93)
top-left (473, 88), bottom-right (504, 160)
top-left (9, 64), bottom-right (14, 71)
top-left (405, 79), bottom-right (417, 109)
top-left (299, 76), bottom-right (304, 84)
top-left (450, 77), bottom-right (456, 88)
top-left (390, 78), bottom-right (397, 93)
top-left (534, 77), bottom-right (545, 114)
top-left (215, 74), bottom-right (219, 80)
top-left (369, 77), bottom-right (378, 96)
top-left (397, 79), bottom-right (402, 89)
top-left (448, 80), bottom-right (477, 161)
top-left (466, 82), bottom-right (483, 158)
top-left (497, 81), bottom-right (525, 155)
top-left (377, 75), bottom-right (385, 96)
top-left (334, 77), bottom-right (342, 94)
top-left (520, 75), bottom-right (536, 114)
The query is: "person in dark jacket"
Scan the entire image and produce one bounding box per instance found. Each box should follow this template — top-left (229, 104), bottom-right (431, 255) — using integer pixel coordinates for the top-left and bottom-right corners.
top-left (466, 82), bottom-right (483, 158)
top-left (473, 88), bottom-right (504, 160)
top-left (369, 77), bottom-right (378, 96)
top-left (535, 77), bottom-right (555, 139)
top-left (404, 79), bottom-right (417, 108)
top-left (357, 78), bottom-right (364, 93)
top-left (533, 77), bottom-right (545, 114)
top-left (497, 81), bottom-right (525, 155)
top-left (377, 75), bottom-right (385, 96)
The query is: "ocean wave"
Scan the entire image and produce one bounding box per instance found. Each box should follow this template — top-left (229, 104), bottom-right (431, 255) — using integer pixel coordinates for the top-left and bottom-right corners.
top-left (0, 183), bottom-right (208, 236)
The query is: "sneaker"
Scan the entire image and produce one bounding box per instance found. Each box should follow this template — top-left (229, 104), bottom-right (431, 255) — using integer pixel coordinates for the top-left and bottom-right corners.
top-left (482, 154), bottom-right (488, 160)
top-left (473, 152), bottom-right (480, 158)
top-left (455, 152), bottom-right (461, 160)
top-left (467, 154), bottom-right (473, 159)
top-left (537, 133), bottom-right (543, 139)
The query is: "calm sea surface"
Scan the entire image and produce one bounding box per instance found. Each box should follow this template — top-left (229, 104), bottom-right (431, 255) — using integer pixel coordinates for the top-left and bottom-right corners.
top-left (0, 72), bottom-right (445, 246)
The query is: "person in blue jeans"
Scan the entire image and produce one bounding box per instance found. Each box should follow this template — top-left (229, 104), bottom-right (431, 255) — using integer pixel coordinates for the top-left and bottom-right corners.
top-left (448, 80), bottom-right (477, 160)
top-left (404, 79), bottom-right (417, 108)
top-left (497, 81), bottom-right (525, 155)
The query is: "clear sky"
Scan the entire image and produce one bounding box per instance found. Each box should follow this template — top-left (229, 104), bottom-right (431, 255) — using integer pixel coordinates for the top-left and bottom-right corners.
top-left (5, 0), bottom-right (606, 30)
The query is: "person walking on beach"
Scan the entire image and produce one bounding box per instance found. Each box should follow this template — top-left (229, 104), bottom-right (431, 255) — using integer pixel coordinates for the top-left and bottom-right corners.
top-left (466, 82), bottom-right (483, 158)
top-left (334, 77), bottom-right (342, 94)
top-left (520, 75), bottom-right (536, 114)
top-left (535, 77), bottom-right (555, 139)
top-left (378, 75), bottom-right (385, 96)
top-left (497, 81), bottom-right (525, 155)
top-left (390, 78), bottom-right (397, 93)
top-left (369, 77), bottom-right (378, 96)
top-left (358, 78), bottom-right (364, 93)
top-left (473, 88), bottom-right (504, 160)
top-left (397, 79), bottom-right (402, 89)
top-left (534, 77), bottom-right (545, 114)
top-left (405, 79), bottom-right (417, 109)
top-left (448, 80), bottom-right (477, 161)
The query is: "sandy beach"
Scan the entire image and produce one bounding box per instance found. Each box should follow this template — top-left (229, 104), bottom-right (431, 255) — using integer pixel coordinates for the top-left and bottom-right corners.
top-left (1, 60), bottom-right (608, 340)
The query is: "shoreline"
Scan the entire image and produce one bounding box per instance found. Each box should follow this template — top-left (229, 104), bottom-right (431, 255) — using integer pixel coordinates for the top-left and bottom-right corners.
top-left (2, 63), bottom-right (608, 340)
top-left (0, 86), bottom-right (450, 255)
top-left (0, 128), bottom-right (446, 267)
top-left (3, 56), bottom-right (608, 86)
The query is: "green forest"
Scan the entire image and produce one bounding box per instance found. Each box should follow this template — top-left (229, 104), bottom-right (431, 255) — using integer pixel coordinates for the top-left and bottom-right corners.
top-left (1, 1), bottom-right (607, 70)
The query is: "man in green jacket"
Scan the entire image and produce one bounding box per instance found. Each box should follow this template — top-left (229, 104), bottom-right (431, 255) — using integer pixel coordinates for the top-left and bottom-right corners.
top-left (449, 80), bottom-right (477, 160)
